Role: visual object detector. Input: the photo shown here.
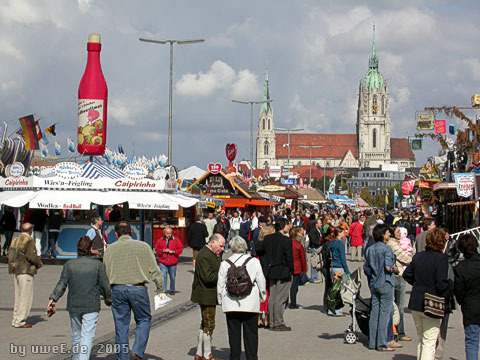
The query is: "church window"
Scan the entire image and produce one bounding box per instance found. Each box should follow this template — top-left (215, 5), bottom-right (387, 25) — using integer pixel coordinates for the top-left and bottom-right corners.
top-left (373, 129), bottom-right (377, 148)
top-left (268, 119), bottom-right (271, 130)
top-left (372, 95), bottom-right (378, 114)
top-left (264, 141), bottom-right (269, 155)
top-left (382, 96), bottom-right (385, 114)
top-left (262, 119), bottom-right (265, 130)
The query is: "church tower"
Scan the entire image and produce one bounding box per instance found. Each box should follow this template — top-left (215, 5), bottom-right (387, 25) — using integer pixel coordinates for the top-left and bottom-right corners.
top-left (256, 67), bottom-right (275, 169)
top-left (357, 25), bottom-right (391, 168)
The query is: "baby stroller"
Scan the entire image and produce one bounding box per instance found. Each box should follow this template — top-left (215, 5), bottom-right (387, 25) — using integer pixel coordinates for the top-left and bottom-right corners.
top-left (340, 268), bottom-right (364, 344)
top-left (342, 273), bottom-right (400, 344)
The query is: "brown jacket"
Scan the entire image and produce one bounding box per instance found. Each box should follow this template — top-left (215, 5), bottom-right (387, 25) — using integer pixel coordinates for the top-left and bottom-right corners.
top-left (8, 233), bottom-right (42, 276)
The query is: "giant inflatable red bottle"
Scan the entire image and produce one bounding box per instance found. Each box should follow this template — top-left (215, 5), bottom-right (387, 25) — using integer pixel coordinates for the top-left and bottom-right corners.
top-left (77, 33), bottom-right (108, 155)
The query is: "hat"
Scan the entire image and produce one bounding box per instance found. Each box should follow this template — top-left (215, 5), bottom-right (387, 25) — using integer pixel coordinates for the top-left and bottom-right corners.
top-left (258, 216), bottom-right (268, 224)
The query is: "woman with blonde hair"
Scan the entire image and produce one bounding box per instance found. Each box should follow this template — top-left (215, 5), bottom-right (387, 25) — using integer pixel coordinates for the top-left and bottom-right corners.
top-left (256, 225), bottom-right (275, 328)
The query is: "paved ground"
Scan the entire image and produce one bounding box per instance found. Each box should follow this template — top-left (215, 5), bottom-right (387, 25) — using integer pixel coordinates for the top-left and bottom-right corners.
top-left (0, 249), bottom-right (466, 360)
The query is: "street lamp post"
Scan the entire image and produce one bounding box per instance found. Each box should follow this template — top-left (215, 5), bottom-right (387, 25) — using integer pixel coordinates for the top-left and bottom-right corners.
top-left (232, 99), bottom-right (272, 169)
top-left (139, 37), bottom-right (204, 165)
top-left (299, 145), bottom-right (323, 186)
top-left (275, 127), bottom-right (304, 167)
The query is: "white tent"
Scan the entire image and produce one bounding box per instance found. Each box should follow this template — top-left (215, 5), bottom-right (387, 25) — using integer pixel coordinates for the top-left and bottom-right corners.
top-left (179, 165), bottom-right (206, 181)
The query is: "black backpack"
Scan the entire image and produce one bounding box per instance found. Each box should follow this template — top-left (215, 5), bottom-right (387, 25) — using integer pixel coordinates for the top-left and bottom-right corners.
top-left (225, 256), bottom-right (254, 297)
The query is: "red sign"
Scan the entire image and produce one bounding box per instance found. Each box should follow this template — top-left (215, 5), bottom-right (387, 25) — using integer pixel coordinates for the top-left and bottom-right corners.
top-left (435, 120), bottom-right (446, 134)
top-left (208, 162), bottom-right (222, 174)
top-left (225, 143), bottom-right (237, 162)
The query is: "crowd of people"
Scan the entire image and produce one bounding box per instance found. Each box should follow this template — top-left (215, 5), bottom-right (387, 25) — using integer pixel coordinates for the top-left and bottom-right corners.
top-left (5, 205), bottom-right (480, 360)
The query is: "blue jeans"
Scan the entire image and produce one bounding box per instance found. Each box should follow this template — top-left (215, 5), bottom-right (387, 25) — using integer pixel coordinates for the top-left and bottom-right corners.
top-left (47, 232), bottom-right (59, 257)
top-left (309, 248), bottom-right (319, 282)
top-left (159, 263), bottom-right (177, 293)
top-left (69, 311), bottom-right (99, 360)
top-left (394, 276), bottom-right (406, 337)
top-left (328, 267), bottom-right (344, 315)
top-left (465, 324), bottom-right (480, 360)
top-left (369, 282), bottom-right (394, 350)
top-left (111, 285), bottom-right (152, 360)
top-left (3, 231), bottom-right (13, 252)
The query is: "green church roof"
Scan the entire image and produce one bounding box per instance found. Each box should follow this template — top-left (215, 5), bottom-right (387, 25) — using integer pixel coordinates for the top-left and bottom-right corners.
top-left (261, 66), bottom-right (271, 112)
top-left (362, 24), bottom-right (384, 91)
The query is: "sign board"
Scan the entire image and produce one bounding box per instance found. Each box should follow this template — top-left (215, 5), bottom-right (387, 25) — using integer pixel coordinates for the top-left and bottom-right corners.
top-left (123, 164), bottom-right (148, 180)
top-left (208, 162), bottom-right (222, 175)
top-left (454, 173), bottom-right (474, 198)
top-left (410, 138), bottom-right (423, 151)
top-left (206, 175), bottom-right (234, 196)
top-left (281, 179), bottom-right (294, 185)
top-left (435, 120), bottom-right (447, 135)
top-left (9, 162), bottom-right (25, 178)
top-left (54, 162), bottom-right (83, 179)
top-left (416, 113), bottom-right (435, 130)
top-left (472, 94), bottom-right (480, 107)
top-left (269, 166), bottom-right (281, 178)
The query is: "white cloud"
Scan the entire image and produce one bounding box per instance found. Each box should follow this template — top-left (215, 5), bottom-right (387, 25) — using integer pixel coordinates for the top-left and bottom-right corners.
top-left (175, 60), bottom-right (261, 98)
top-left (390, 87), bottom-right (411, 110)
top-left (0, 0), bottom-right (41, 25)
top-left (320, 6), bottom-right (371, 36)
top-left (0, 39), bottom-right (24, 60)
top-left (77, 0), bottom-right (92, 14)
top-left (109, 100), bottom-right (135, 126)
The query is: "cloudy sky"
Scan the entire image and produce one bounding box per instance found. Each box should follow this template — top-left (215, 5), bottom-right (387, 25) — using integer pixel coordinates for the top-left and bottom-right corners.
top-left (1, 0), bottom-right (479, 170)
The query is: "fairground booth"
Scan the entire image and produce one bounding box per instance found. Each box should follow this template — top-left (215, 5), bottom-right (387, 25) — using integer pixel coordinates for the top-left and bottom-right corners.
top-left (186, 168), bottom-right (278, 213)
top-left (0, 161), bottom-right (200, 258)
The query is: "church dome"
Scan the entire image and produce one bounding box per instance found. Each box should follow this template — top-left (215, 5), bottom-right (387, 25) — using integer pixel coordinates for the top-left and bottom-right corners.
top-left (362, 68), bottom-right (384, 91)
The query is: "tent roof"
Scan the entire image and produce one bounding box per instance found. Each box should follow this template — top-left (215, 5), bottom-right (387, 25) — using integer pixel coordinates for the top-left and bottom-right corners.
top-left (179, 165), bottom-right (206, 180)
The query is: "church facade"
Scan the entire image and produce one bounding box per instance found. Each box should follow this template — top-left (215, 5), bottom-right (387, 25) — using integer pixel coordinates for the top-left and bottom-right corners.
top-left (256, 28), bottom-right (415, 170)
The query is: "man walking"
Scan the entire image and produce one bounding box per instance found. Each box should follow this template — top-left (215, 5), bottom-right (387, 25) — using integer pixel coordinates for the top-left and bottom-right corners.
top-left (251, 216), bottom-right (268, 256)
top-left (188, 215), bottom-right (209, 269)
top-left (192, 233), bottom-right (225, 360)
top-left (86, 215), bottom-right (107, 260)
top-left (256, 218), bottom-right (294, 331)
top-left (415, 218), bottom-right (436, 253)
top-left (203, 212), bottom-right (217, 242)
top-left (308, 219), bottom-right (323, 283)
top-left (8, 223), bottom-right (42, 328)
top-left (104, 222), bottom-right (166, 360)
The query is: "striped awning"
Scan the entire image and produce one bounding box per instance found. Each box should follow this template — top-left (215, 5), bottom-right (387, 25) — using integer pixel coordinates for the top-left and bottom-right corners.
top-left (81, 162), bottom-right (125, 179)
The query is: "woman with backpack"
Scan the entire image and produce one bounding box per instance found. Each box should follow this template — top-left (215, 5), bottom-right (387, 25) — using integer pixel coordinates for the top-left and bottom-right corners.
top-left (217, 236), bottom-right (266, 360)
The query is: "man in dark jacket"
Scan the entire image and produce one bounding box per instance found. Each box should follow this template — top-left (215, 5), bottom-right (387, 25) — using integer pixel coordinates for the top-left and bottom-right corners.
top-left (47, 210), bottom-right (64, 258)
top-left (29, 209), bottom-right (47, 256)
top-left (47, 236), bottom-right (111, 359)
top-left (191, 233), bottom-right (225, 360)
top-left (308, 219), bottom-right (322, 283)
top-left (256, 218), bottom-right (294, 331)
top-left (188, 216), bottom-right (209, 269)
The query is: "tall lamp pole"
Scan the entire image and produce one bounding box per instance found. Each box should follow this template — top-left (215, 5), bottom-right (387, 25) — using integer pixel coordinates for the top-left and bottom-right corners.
top-left (232, 99), bottom-right (272, 169)
top-left (139, 37), bottom-right (204, 165)
top-left (275, 127), bottom-right (304, 167)
top-left (299, 145), bottom-right (323, 186)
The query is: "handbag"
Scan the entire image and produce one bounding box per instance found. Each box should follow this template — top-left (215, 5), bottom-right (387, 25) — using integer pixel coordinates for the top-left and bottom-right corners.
top-left (424, 292), bottom-right (445, 318)
top-left (299, 272), bottom-right (309, 286)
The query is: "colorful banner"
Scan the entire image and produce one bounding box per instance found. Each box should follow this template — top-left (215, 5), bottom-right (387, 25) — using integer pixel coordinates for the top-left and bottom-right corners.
top-left (402, 177), bottom-right (415, 194)
top-left (44, 123), bottom-right (56, 136)
top-left (454, 173), bottom-right (474, 198)
top-left (435, 120), bottom-right (446, 134)
top-left (18, 115), bottom-right (39, 150)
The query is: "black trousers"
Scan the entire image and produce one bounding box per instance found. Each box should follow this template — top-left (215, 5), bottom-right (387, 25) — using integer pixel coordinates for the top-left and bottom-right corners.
top-left (226, 312), bottom-right (258, 360)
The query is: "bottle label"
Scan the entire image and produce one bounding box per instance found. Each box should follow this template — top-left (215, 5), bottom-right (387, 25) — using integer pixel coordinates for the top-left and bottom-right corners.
top-left (78, 99), bottom-right (104, 146)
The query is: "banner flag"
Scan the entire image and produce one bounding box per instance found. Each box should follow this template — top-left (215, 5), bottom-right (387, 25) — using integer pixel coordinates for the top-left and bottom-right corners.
top-left (55, 141), bottom-right (61, 156)
top-left (67, 138), bottom-right (75, 153)
top-left (44, 124), bottom-right (56, 136)
top-left (18, 115), bottom-right (39, 150)
top-left (435, 120), bottom-right (447, 134)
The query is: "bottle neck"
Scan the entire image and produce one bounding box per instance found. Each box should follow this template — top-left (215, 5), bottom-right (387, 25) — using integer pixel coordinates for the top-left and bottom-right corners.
top-left (86, 43), bottom-right (101, 65)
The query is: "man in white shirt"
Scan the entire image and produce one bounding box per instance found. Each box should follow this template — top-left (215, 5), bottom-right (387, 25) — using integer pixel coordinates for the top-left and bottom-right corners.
top-left (250, 212), bottom-right (258, 232)
top-left (203, 212), bottom-right (217, 243)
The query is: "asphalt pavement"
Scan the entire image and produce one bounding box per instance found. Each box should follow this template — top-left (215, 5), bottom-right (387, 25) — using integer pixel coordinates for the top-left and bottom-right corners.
top-left (0, 249), bottom-right (466, 360)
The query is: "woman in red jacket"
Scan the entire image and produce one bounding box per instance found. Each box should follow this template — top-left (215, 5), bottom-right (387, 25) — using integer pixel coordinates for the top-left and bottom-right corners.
top-left (288, 227), bottom-right (307, 309)
top-left (155, 227), bottom-right (183, 295)
top-left (349, 214), bottom-right (365, 262)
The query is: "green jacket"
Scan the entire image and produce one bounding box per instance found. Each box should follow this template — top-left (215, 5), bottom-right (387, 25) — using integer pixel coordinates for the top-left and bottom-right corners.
top-left (191, 246), bottom-right (221, 306)
top-left (8, 234), bottom-right (42, 276)
top-left (50, 256), bottom-right (112, 313)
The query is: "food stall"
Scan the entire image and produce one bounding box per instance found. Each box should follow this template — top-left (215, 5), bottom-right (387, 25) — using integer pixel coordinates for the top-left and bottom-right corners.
top-left (0, 161), bottom-right (198, 257)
